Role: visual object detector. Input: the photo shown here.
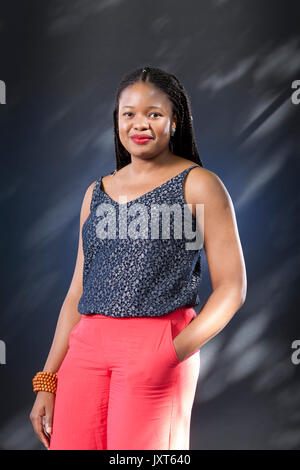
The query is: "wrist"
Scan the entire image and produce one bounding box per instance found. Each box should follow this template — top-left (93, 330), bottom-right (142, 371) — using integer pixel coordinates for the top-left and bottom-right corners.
top-left (32, 371), bottom-right (58, 395)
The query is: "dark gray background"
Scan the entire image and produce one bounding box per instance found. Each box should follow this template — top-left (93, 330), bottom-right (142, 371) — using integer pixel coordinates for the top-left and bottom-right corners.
top-left (0, 0), bottom-right (300, 450)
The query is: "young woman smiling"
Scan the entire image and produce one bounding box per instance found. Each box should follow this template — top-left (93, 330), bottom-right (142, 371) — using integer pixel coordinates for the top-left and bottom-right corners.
top-left (30, 66), bottom-right (247, 450)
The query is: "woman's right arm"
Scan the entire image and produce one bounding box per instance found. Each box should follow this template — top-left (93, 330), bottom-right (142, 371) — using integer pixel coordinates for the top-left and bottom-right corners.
top-left (29, 180), bottom-right (96, 449)
top-left (40, 180), bottom-right (97, 375)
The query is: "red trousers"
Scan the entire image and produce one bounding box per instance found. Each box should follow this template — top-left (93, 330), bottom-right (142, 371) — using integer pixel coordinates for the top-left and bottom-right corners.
top-left (49, 305), bottom-right (200, 450)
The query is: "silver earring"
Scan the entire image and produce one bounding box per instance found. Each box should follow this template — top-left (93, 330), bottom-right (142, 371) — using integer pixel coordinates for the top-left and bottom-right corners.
top-left (171, 127), bottom-right (176, 137)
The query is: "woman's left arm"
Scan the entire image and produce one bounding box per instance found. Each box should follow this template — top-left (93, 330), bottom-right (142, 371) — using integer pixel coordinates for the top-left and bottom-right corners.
top-left (174, 168), bottom-right (247, 361)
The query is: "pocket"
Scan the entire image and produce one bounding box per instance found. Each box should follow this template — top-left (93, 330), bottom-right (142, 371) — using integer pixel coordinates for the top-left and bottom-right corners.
top-left (166, 320), bottom-right (180, 365)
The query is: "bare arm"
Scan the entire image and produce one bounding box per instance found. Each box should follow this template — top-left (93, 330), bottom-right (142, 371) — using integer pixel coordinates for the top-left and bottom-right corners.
top-left (42, 180), bottom-right (97, 374)
top-left (174, 168), bottom-right (247, 361)
top-left (30, 180), bottom-right (97, 448)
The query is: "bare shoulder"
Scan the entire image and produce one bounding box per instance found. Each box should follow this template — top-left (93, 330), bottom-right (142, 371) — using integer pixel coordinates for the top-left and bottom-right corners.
top-left (80, 180), bottom-right (97, 221)
top-left (84, 180), bottom-right (97, 204)
top-left (187, 166), bottom-right (232, 209)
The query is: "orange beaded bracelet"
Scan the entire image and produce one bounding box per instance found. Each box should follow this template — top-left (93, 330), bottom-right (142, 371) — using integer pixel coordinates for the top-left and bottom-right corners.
top-left (32, 371), bottom-right (58, 395)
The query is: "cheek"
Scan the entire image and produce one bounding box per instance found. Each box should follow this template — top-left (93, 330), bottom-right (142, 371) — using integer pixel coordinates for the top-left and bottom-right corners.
top-left (159, 121), bottom-right (171, 137)
top-left (118, 123), bottom-right (129, 141)
top-left (118, 120), bottom-right (127, 133)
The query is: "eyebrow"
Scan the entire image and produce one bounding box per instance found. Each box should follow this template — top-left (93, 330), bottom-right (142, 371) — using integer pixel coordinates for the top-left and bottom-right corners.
top-left (121, 105), bottom-right (162, 110)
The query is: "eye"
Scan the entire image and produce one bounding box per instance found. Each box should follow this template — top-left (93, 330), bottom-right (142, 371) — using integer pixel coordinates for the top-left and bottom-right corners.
top-left (150, 112), bottom-right (162, 118)
top-left (122, 112), bottom-right (162, 118)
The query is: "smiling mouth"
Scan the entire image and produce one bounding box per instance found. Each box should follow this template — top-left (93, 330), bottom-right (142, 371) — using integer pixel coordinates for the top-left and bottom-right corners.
top-left (131, 136), bottom-right (153, 144)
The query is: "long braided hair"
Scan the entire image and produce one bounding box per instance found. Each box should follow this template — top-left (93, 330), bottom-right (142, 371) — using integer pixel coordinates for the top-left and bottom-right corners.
top-left (112, 66), bottom-right (204, 171)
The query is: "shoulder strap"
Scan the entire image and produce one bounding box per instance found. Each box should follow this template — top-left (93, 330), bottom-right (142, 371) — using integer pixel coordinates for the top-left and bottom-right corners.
top-left (90, 169), bottom-right (119, 210)
top-left (90, 177), bottom-right (103, 211)
top-left (183, 164), bottom-right (200, 173)
top-left (178, 164), bottom-right (200, 183)
top-left (181, 165), bottom-right (202, 276)
top-left (178, 164), bottom-right (200, 208)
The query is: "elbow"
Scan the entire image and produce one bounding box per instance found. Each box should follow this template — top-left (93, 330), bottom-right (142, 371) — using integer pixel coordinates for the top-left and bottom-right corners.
top-left (240, 271), bottom-right (248, 305)
top-left (235, 280), bottom-right (247, 307)
top-left (232, 269), bottom-right (247, 307)
top-left (238, 290), bottom-right (247, 309)
top-left (217, 280), bottom-right (247, 308)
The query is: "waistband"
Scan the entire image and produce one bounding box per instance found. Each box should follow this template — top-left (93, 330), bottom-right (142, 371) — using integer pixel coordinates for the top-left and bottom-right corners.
top-left (80, 305), bottom-right (196, 322)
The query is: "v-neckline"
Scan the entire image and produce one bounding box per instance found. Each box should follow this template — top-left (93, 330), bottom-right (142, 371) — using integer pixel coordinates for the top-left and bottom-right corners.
top-left (99, 165), bottom-right (199, 206)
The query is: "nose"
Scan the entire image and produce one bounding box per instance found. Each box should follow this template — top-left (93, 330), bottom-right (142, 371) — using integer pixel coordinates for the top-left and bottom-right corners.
top-left (133, 123), bottom-right (149, 131)
top-left (133, 116), bottom-right (150, 130)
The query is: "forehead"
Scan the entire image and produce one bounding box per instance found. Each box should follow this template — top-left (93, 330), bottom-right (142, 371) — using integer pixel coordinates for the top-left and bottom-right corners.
top-left (119, 82), bottom-right (171, 110)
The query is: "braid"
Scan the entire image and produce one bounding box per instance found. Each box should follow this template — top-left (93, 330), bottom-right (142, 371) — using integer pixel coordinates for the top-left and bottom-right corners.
top-left (141, 66), bottom-right (150, 81)
top-left (112, 66), bottom-right (204, 171)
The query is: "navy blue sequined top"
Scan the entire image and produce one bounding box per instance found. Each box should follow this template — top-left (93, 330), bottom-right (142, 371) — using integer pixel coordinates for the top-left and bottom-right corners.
top-left (77, 165), bottom-right (203, 317)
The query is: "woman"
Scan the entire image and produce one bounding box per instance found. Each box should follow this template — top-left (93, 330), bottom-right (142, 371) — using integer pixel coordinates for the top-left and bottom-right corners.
top-left (29, 66), bottom-right (247, 450)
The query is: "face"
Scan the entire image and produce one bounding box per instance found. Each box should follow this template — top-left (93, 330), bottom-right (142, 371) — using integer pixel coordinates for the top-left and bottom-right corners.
top-left (117, 81), bottom-right (177, 158)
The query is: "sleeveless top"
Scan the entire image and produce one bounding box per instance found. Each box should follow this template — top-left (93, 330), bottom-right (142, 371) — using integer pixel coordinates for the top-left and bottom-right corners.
top-left (77, 165), bottom-right (203, 317)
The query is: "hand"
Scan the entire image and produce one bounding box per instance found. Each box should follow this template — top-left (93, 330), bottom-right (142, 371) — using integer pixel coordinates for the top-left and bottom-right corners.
top-left (173, 323), bottom-right (199, 363)
top-left (173, 334), bottom-right (187, 363)
top-left (29, 391), bottom-right (55, 449)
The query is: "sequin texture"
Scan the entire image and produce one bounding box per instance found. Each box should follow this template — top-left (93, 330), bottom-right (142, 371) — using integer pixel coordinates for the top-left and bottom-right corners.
top-left (77, 165), bottom-right (203, 317)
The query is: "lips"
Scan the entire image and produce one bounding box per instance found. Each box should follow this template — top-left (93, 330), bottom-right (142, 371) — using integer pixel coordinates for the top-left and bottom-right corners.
top-left (131, 135), bottom-right (153, 144)
top-left (131, 134), bottom-right (152, 139)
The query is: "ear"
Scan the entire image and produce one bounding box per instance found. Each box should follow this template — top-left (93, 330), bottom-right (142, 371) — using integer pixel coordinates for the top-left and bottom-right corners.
top-left (172, 113), bottom-right (178, 127)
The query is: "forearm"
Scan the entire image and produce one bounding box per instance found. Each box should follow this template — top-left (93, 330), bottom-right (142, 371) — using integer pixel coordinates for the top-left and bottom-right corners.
top-left (42, 294), bottom-right (82, 374)
top-left (175, 284), bottom-right (246, 359)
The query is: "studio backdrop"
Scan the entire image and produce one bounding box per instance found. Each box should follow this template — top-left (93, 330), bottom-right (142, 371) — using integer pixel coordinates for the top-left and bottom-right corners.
top-left (0, 0), bottom-right (300, 450)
